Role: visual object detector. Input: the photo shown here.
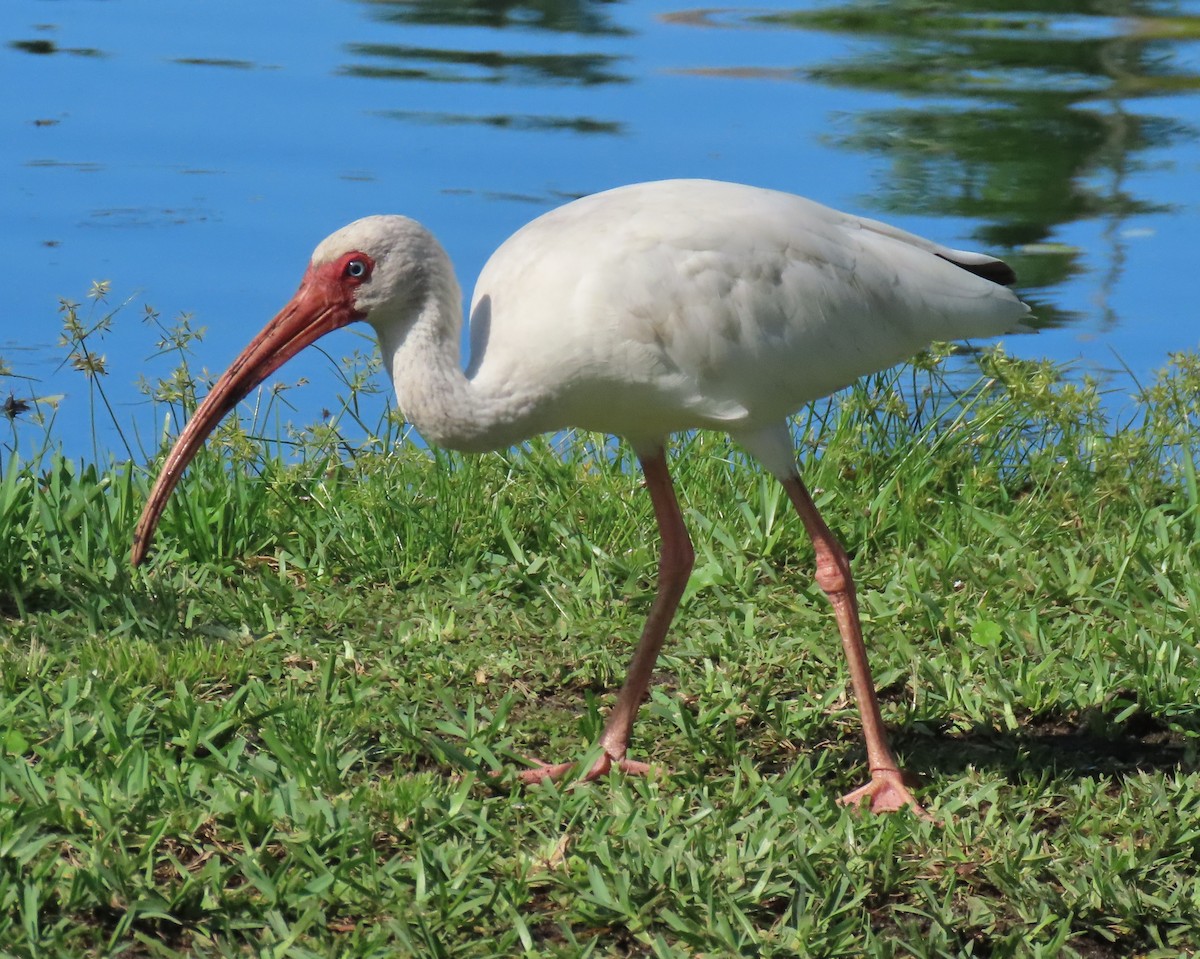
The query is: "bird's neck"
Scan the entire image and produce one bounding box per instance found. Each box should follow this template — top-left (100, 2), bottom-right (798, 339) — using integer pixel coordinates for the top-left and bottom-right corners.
top-left (375, 279), bottom-right (537, 453)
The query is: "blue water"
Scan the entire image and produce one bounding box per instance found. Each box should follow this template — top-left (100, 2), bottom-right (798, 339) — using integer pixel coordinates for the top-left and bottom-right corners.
top-left (4, 0), bottom-right (1200, 459)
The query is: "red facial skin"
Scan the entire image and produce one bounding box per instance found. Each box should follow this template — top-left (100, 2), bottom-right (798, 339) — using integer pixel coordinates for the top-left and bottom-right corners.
top-left (130, 251), bottom-right (373, 567)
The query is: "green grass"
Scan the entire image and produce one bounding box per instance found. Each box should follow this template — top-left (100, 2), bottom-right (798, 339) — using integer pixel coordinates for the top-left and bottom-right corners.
top-left (1, 291), bottom-right (1199, 956)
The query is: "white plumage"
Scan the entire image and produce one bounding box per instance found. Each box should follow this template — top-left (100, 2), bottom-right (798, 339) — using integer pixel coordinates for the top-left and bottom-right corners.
top-left (134, 179), bottom-right (1031, 818)
top-left (342, 180), bottom-right (1028, 461)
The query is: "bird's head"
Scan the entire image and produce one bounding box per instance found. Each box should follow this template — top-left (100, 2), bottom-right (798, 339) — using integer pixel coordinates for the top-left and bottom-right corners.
top-left (129, 214), bottom-right (440, 567)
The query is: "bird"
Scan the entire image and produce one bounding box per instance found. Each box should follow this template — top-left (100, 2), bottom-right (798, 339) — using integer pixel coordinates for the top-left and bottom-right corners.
top-left (131, 178), bottom-right (1031, 818)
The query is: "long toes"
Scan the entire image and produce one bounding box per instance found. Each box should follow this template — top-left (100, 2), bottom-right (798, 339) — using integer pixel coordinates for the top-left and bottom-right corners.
top-left (516, 761), bottom-right (577, 785)
top-left (515, 754), bottom-right (656, 785)
top-left (838, 770), bottom-right (934, 822)
top-left (611, 757), bottom-right (653, 777)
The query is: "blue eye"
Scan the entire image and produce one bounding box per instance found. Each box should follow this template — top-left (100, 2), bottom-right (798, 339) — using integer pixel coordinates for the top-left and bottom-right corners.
top-left (346, 258), bottom-right (368, 278)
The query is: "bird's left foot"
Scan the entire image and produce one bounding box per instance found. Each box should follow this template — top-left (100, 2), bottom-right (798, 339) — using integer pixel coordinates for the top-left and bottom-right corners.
top-left (838, 768), bottom-right (933, 821)
top-left (517, 751), bottom-right (652, 786)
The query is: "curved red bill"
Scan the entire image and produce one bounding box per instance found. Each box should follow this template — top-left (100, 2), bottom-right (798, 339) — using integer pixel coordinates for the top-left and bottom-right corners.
top-left (130, 266), bottom-right (360, 567)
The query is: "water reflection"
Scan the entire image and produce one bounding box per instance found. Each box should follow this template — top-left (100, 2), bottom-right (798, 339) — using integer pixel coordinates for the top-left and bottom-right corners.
top-left (8, 38), bottom-right (102, 57)
top-left (171, 57), bottom-right (259, 70)
top-left (355, 0), bottom-right (629, 35)
top-left (376, 108), bottom-right (623, 134)
top-left (342, 42), bottom-right (627, 85)
top-left (758, 1), bottom-right (1200, 326)
top-left (345, 0), bottom-right (628, 141)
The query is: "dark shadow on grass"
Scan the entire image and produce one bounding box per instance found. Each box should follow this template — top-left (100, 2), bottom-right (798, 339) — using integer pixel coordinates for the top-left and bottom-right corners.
top-left (893, 705), bottom-right (1199, 784)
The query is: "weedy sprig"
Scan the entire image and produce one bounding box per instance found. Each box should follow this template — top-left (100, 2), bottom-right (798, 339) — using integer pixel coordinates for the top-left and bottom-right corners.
top-left (56, 280), bottom-right (139, 461)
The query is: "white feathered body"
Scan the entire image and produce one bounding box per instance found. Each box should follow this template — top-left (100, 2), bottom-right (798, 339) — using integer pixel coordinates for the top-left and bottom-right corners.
top-left (465, 180), bottom-right (1027, 445)
top-left (332, 179), bottom-right (1029, 467)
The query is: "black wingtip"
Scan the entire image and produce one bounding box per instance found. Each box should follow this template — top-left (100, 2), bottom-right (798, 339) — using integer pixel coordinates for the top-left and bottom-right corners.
top-left (937, 253), bottom-right (1017, 287)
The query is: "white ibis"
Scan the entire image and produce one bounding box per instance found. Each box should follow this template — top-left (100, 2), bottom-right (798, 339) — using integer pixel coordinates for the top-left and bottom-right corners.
top-left (132, 179), bottom-right (1031, 817)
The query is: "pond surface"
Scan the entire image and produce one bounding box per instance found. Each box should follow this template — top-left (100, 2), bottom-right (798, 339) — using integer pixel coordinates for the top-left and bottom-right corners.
top-left (4, 0), bottom-right (1200, 459)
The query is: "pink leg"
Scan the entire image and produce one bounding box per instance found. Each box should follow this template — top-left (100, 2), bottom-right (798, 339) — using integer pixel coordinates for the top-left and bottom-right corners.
top-left (781, 475), bottom-right (931, 820)
top-left (520, 447), bottom-right (694, 785)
